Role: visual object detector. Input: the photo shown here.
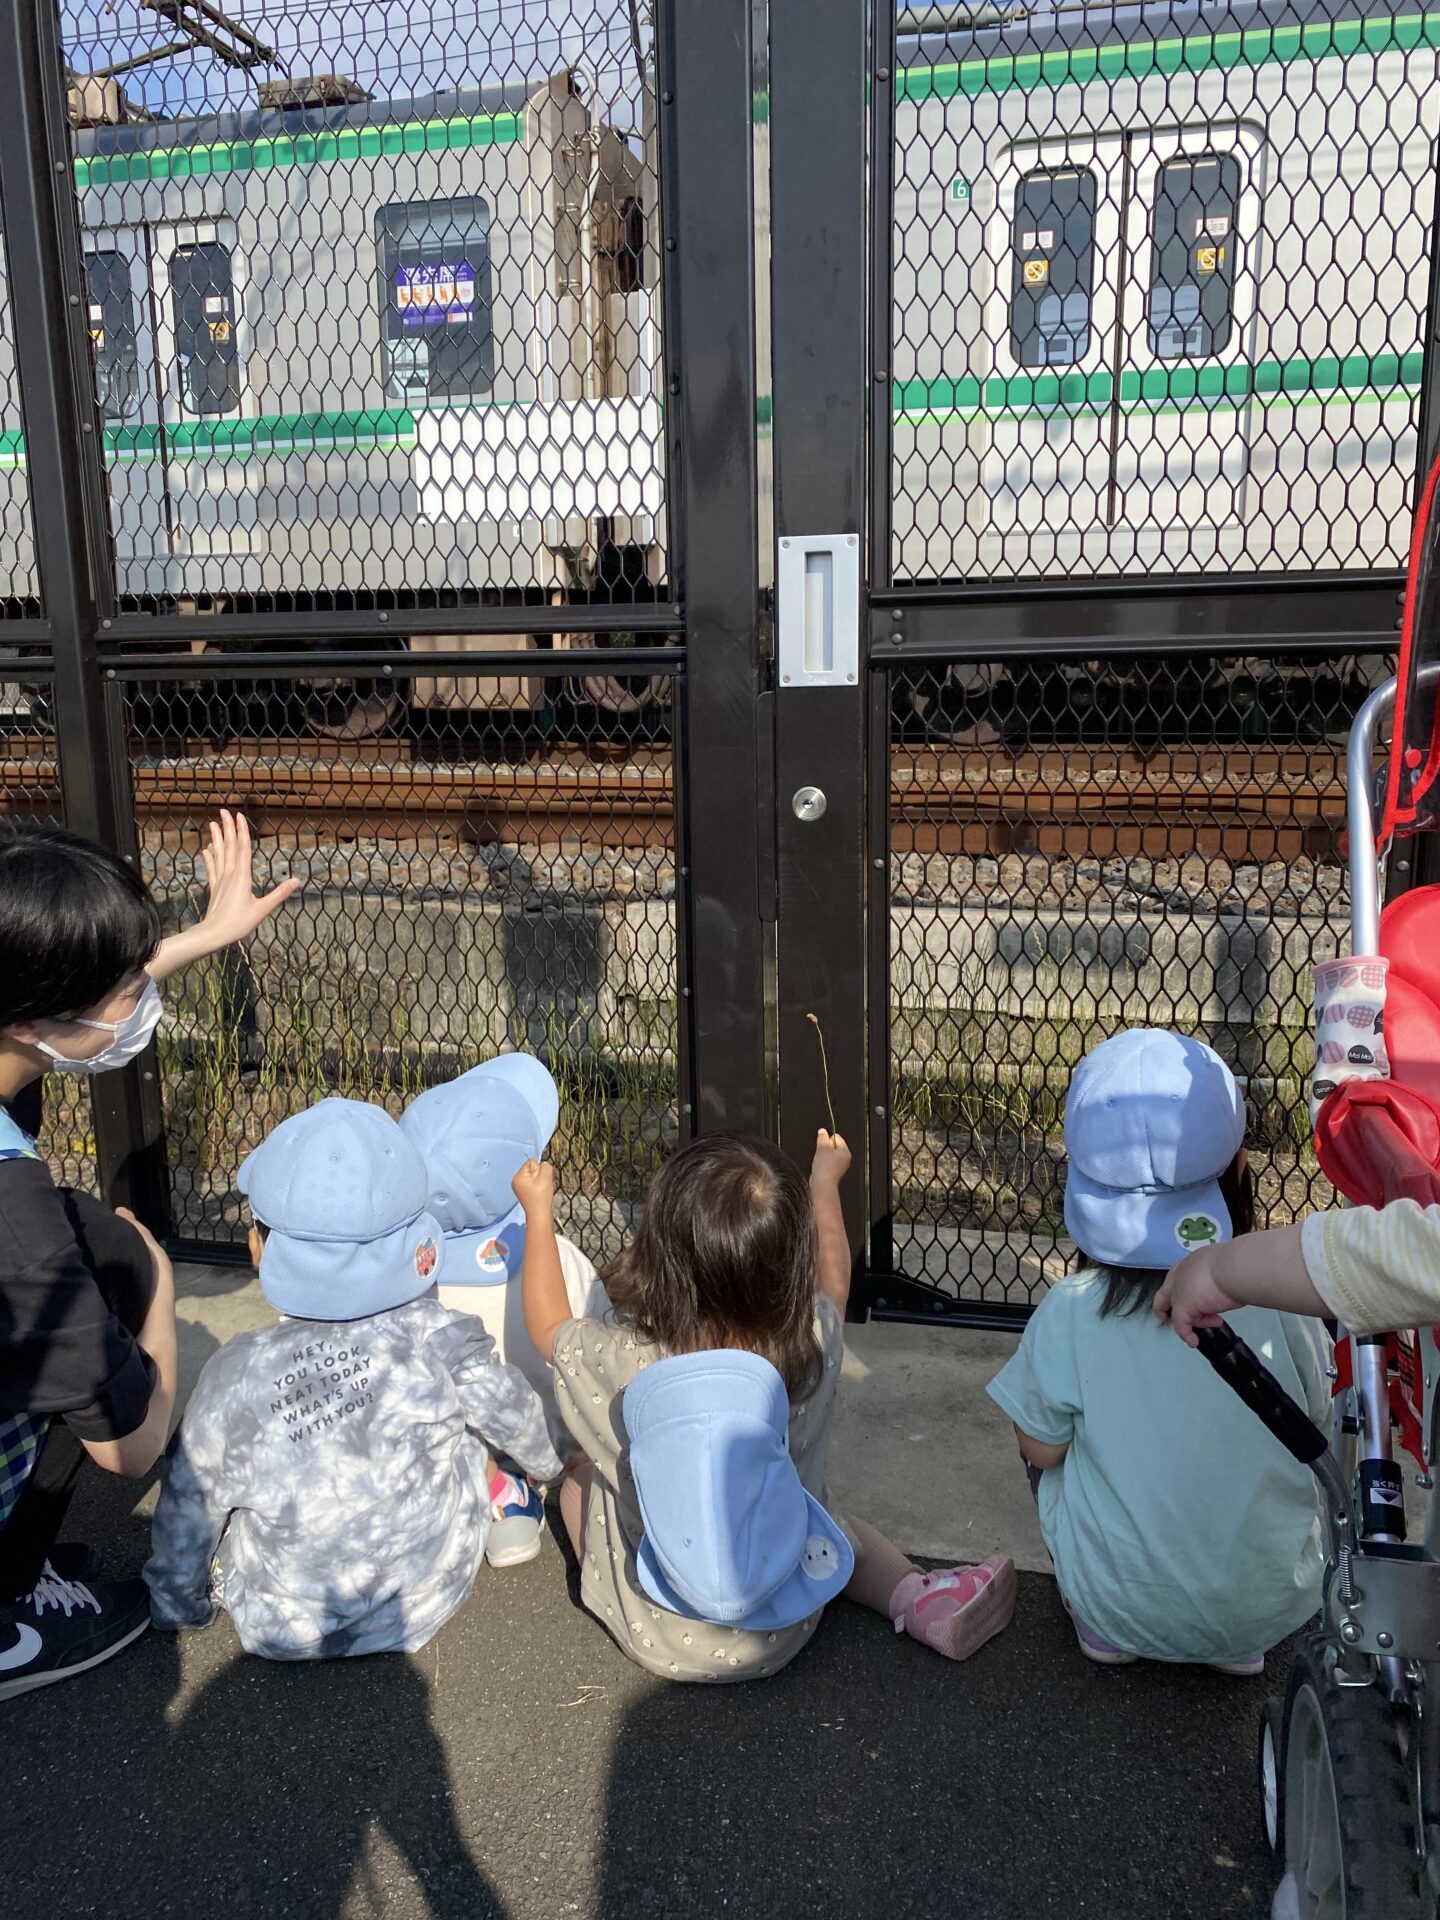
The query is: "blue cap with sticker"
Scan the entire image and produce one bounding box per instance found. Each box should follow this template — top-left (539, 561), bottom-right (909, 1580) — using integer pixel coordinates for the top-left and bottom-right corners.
top-left (238, 1098), bottom-right (446, 1320)
top-left (399, 1055), bottom-right (558, 1286)
top-left (1063, 1029), bottom-right (1247, 1271)
top-left (625, 1350), bottom-right (854, 1631)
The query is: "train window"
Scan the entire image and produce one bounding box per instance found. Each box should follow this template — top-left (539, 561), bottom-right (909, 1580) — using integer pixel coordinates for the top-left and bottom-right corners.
top-left (83, 249), bottom-right (140, 422)
top-left (1008, 167), bottom-right (1097, 370)
top-left (613, 197), bottom-right (646, 296)
top-left (1146, 154), bottom-right (1241, 360)
top-left (376, 198), bottom-right (494, 405)
top-left (169, 241), bottom-right (242, 417)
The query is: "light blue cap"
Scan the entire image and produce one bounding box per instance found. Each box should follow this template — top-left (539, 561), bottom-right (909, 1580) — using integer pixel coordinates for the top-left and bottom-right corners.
top-left (238, 1098), bottom-right (446, 1320)
top-left (398, 1055), bottom-right (559, 1288)
top-left (625, 1351), bottom-right (854, 1631)
top-left (1063, 1029), bottom-right (1247, 1269)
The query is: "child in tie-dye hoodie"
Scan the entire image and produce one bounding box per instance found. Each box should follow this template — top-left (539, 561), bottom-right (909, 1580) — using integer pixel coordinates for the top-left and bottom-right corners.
top-left (144, 1099), bottom-right (563, 1659)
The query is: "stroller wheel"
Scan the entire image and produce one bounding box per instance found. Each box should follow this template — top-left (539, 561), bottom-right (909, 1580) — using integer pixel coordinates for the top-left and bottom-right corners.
top-left (1279, 1632), bottom-right (1428, 1917)
top-left (1259, 1698), bottom-right (1285, 1852)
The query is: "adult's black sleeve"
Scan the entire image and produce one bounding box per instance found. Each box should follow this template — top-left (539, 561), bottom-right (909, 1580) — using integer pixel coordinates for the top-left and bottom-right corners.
top-left (0, 1158), bottom-right (157, 1443)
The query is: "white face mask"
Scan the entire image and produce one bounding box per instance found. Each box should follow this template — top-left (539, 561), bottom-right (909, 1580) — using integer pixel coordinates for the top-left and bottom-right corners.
top-left (34, 979), bottom-right (163, 1075)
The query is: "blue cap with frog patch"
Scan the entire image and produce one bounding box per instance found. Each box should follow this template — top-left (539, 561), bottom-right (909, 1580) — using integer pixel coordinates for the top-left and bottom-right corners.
top-left (399, 1055), bottom-right (559, 1286)
top-left (1063, 1029), bottom-right (1247, 1270)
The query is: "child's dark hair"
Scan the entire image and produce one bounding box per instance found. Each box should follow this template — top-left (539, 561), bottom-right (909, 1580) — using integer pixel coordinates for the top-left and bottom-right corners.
top-left (603, 1133), bottom-right (822, 1398)
top-left (0, 820), bottom-right (160, 1028)
top-left (1077, 1155), bottom-right (1255, 1319)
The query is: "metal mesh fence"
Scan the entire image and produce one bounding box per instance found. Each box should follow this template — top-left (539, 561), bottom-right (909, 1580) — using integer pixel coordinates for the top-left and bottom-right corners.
top-left (58, 0), bottom-right (665, 617)
top-left (878, 648), bottom-right (1393, 1318)
top-left (0, 670), bottom-right (97, 1189)
top-left (118, 656), bottom-right (680, 1256)
top-left (0, 226), bottom-right (40, 615)
top-left (888, 8), bottom-right (1440, 584)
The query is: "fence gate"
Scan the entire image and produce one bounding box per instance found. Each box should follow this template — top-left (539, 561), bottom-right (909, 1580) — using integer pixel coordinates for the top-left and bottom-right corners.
top-left (0, 0), bottom-right (770, 1255)
top-left (0, 0), bottom-right (1437, 1315)
top-left (765, 2), bottom-right (1440, 1326)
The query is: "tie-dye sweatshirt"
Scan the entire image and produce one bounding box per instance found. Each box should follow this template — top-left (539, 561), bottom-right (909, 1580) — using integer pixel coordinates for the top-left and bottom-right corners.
top-left (144, 1297), bottom-right (564, 1659)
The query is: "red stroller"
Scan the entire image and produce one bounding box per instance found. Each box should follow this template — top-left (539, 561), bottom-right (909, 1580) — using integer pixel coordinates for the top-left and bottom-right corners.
top-left (1207, 456), bottom-right (1440, 1917)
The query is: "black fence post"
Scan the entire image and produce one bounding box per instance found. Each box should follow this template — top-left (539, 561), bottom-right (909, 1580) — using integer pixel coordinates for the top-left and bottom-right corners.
top-left (769, 0), bottom-right (871, 1258)
top-left (0, 0), bottom-right (170, 1229)
top-left (660, 0), bottom-right (769, 1136)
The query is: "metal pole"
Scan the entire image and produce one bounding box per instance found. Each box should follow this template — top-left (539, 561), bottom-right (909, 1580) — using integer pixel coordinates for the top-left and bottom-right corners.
top-left (0, 0), bottom-right (170, 1229)
top-left (660, 0), bottom-right (769, 1136)
top-left (770, 0), bottom-right (870, 1254)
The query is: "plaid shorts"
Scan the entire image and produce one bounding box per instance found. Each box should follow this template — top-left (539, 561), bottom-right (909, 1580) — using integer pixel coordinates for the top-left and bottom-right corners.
top-left (0, 1411), bottom-right (47, 1530)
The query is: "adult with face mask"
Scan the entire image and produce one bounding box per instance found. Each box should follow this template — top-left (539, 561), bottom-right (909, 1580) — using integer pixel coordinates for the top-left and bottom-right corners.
top-left (0, 811), bottom-right (297, 1696)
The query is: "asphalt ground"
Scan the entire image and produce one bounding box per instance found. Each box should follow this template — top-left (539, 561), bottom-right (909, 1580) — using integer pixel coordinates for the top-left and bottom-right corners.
top-left (5, 1456), bottom-right (1285, 1920)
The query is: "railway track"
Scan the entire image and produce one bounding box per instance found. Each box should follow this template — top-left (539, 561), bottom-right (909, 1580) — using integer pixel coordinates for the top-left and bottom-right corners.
top-left (0, 735), bottom-right (1349, 862)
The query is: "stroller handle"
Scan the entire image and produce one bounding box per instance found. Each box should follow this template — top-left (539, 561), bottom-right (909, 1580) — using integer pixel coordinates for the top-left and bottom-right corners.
top-left (1195, 1323), bottom-right (1332, 1465)
top-left (1347, 662), bottom-right (1440, 953)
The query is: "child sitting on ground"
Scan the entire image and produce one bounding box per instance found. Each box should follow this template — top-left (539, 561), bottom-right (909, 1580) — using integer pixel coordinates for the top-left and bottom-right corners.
top-left (510, 1126), bottom-right (1015, 1682)
top-left (144, 1099), bottom-right (564, 1660)
top-left (987, 1029), bottom-right (1331, 1675)
top-left (399, 1056), bottom-right (609, 1565)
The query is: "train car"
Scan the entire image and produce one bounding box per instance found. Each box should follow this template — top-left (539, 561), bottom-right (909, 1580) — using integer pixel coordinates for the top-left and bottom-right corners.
top-left (891, 0), bottom-right (1440, 585)
top-left (0, 62), bottom-right (668, 733)
top-left (1, 1), bottom-right (1430, 745)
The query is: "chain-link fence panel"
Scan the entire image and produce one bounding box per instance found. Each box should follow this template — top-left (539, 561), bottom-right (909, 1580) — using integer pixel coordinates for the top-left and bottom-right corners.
top-left (0, 220), bottom-right (41, 616)
top-left (889, 11), bottom-right (1440, 585)
top-left (0, 670), bottom-right (96, 1188)
top-left (878, 649), bottom-right (1393, 1318)
top-left (58, 1), bottom-right (665, 618)
top-left (117, 654), bottom-right (680, 1256)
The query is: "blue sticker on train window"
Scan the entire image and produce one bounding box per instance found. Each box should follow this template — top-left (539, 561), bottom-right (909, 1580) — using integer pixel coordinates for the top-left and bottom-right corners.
top-left (395, 261), bottom-right (477, 328)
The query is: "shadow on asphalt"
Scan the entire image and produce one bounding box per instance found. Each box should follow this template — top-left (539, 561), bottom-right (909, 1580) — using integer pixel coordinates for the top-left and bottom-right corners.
top-left (5, 1470), bottom-right (1281, 1920)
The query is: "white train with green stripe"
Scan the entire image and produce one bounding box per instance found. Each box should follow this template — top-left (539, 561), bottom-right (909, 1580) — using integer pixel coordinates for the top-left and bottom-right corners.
top-left (0, 66), bottom-right (660, 657)
top-left (892, 0), bottom-right (1440, 582)
top-left (2, 3), bottom-right (1434, 710)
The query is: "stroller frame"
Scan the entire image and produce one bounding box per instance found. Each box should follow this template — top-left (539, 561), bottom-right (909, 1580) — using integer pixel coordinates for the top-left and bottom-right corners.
top-left (1215, 668), bottom-right (1440, 1916)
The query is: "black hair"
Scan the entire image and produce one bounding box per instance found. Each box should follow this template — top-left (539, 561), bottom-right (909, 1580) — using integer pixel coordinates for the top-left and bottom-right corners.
top-left (1078, 1155), bottom-right (1256, 1320)
top-left (0, 820), bottom-right (161, 1028)
top-left (604, 1133), bottom-right (823, 1398)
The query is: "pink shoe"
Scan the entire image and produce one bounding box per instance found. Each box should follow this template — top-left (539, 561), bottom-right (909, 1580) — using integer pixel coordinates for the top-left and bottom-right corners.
top-left (889, 1556), bottom-right (1016, 1661)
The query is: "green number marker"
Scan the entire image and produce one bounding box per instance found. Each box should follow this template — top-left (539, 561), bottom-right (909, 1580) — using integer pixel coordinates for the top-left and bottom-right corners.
top-left (950, 176), bottom-right (970, 201)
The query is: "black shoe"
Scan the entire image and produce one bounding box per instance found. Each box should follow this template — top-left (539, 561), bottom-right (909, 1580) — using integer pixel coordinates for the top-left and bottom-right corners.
top-left (43, 1543), bottom-right (103, 1584)
top-left (0, 1568), bottom-right (150, 1700)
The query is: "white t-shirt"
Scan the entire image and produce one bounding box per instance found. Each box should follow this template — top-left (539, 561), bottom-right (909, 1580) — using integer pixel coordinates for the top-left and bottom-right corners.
top-left (988, 1270), bottom-right (1331, 1663)
top-left (438, 1233), bottom-right (607, 1447)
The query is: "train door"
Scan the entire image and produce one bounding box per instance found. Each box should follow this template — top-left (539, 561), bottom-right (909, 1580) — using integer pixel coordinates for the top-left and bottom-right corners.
top-left (81, 226), bottom-right (168, 599)
top-left (980, 136), bottom-right (1123, 571)
top-left (1111, 124), bottom-right (1263, 560)
top-left (148, 221), bottom-right (250, 590)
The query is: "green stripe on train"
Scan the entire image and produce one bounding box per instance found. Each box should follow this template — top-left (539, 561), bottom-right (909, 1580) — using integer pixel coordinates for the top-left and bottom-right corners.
top-left (0, 352), bottom-right (1422, 468)
top-left (0, 408), bottom-right (417, 467)
top-left (893, 349), bottom-right (1427, 418)
top-left (898, 9), bottom-right (1440, 102)
top-left (74, 111), bottom-right (524, 190)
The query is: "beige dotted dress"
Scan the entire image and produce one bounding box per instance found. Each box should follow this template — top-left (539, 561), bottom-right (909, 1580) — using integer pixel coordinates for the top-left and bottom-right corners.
top-left (552, 1297), bottom-right (848, 1682)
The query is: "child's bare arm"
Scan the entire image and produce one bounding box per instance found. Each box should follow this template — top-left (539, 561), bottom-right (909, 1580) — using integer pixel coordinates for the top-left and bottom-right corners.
top-left (513, 1160), bottom-right (570, 1362)
top-left (1154, 1224), bottom-right (1323, 1345)
top-left (811, 1128), bottom-right (853, 1315)
top-left (1013, 1424), bottom-right (1069, 1471)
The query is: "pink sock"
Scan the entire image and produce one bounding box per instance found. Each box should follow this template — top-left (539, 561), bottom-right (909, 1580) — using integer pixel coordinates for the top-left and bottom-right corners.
top-left (488, 1467), bottom-right (524, 1512)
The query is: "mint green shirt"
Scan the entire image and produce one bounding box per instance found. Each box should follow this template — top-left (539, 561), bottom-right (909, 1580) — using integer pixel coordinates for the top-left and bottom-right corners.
top-left (988, 1272), bottom-right (1330, 1664)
